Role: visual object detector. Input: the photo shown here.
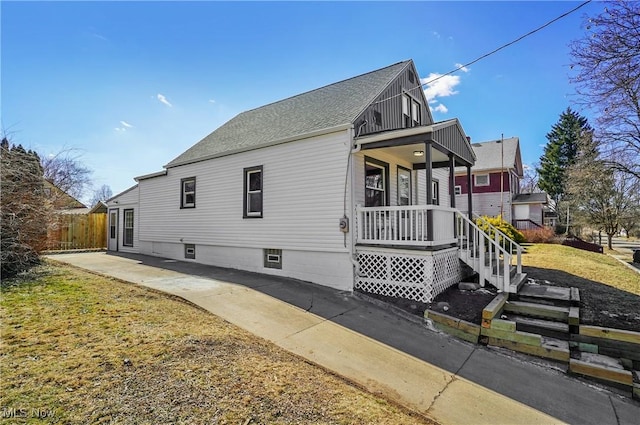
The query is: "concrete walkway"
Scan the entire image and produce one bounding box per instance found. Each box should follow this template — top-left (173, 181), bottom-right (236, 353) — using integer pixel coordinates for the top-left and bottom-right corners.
top-left (47, 252), bottom-right (640, 424)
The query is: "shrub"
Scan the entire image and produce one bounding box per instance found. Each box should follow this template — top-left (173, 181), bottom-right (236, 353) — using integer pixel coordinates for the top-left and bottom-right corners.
top-left (520, 227), bottom-right (556, 243)
top-left (475, 215), bottom-right (526, 244)
top-left (1, 138), bottom-right (48, 279)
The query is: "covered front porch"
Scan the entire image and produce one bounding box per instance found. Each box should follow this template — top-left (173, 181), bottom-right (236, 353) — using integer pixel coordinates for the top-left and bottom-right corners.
top-left (351, 120), bottom-right (477, 303)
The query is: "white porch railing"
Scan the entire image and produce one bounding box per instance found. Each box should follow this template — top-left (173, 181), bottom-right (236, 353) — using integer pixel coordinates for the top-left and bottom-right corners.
top-left (456, 212), bottom-right (525, 293)
top-left (355, 205), bottom-right (457, 246)
top-left (473, 214), bottom-right (523, 276)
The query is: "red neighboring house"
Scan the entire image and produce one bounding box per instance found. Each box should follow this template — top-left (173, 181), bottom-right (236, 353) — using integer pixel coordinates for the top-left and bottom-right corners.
top-left (454, 137), bottom-right (549, 229)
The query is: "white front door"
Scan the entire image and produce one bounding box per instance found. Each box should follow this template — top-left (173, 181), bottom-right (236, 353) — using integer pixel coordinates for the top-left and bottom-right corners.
top-left (108, 209), bottom-right (119, 251)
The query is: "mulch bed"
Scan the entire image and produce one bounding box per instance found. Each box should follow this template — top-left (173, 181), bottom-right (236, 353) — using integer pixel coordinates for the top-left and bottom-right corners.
top-left (363, 267), bottom-right (640, 334)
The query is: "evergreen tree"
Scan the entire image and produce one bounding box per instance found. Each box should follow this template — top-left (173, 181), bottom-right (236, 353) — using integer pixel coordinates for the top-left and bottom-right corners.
top-left (537, 108), bottom-right (592, 203)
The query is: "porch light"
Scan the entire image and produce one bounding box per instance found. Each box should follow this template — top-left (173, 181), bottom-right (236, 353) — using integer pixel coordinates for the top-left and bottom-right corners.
top-left (413, 150), bottom-right (424, 157)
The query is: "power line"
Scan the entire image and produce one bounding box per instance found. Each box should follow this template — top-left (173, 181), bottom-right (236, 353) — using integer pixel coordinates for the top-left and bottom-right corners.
top-left (374, 0), bottom-right (593, 106)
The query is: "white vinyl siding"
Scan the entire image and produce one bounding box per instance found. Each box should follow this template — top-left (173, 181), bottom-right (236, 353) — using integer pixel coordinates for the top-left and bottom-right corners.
top-left (415, 169), bottom-right (450, 207)
top-left (454, 192), bottom-right (513, 223)
top-left (137, 130), bottom-right (352, 252)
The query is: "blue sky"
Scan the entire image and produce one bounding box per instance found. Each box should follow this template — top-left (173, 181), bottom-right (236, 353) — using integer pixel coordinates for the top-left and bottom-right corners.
top-left (2, 1), bottom-right (601, 202)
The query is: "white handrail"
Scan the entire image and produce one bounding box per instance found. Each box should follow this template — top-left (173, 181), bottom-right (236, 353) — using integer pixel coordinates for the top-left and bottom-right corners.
top-left (473, 214), bottom-right (522, 275)
top-left (456, 212), bottom-right (511, 292)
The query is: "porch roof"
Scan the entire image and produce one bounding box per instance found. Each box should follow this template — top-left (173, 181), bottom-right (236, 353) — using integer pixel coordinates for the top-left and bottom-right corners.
top-left (355, 119), bottom-right (475, 167)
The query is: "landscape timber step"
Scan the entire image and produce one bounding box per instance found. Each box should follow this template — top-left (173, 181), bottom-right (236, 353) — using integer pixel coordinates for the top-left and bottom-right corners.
top-left (570, 353), bottom-right (634, 391)
top-left (503, 300), bottom-right (569, 322)
top-left (514, 283), bottom-right (579, 307)
top-left (487, 335), bottom-right (570, 363)
top-left (506, 314), bottom-right (570, 340)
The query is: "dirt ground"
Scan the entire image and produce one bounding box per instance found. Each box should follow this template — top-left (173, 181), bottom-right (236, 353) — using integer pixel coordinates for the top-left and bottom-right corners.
top-left (428, 266), bottom-right (640, 333)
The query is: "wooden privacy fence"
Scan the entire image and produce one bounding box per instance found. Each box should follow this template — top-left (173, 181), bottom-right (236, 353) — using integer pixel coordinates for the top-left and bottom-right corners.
top-left (47, 213), bottom-right (107, 250)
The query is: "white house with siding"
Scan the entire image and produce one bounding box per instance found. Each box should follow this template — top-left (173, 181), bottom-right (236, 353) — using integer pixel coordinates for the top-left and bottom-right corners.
top-left (108, 60), bottom-right (526, 302)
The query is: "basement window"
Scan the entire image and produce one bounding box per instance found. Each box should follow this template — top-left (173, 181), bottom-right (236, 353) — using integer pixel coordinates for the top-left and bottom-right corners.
top-left (264, 248), bottom-right (282, 269)
top-left (184, 244), bottom-right (196, 259)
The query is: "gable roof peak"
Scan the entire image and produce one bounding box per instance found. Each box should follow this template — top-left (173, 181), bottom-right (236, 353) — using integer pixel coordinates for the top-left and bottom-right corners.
top-left (165, 60), bottom-right (414, 168)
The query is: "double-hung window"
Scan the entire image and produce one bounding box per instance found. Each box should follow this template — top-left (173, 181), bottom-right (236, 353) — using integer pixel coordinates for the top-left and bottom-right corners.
top-left (402, 93), bottom-right (421, 128)
top-left (123, 209), bottom-right (134, 247)
top-left (365, 158), bottom-right (388, 207)
top-left (244, 166), bottom-right (263, 218)
top-left (181, 177), bottom-right (196, 208)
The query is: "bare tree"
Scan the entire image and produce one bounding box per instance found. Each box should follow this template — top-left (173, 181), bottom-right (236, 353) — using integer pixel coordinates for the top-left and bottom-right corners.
top-left (569, 1), bottom-right (640, 181)
top-left (521, 164), bottom-right (540, 193)
top-left (566, 134), bottom-right (637, 249)
top-left (89, 184), bottom-right (113, 206)
top-left (41, 148), bottom-right (92, 200)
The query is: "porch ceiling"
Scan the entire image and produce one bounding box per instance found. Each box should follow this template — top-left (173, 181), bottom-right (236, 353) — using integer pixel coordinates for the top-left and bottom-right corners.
top-left (363, 144), bottom-right (449, 166)
top-left (355, 121), bottom-right (475, 167)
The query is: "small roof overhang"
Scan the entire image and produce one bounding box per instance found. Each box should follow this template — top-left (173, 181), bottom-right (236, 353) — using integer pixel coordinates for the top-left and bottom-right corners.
top-left (355, 119), bottom-right (475, 168)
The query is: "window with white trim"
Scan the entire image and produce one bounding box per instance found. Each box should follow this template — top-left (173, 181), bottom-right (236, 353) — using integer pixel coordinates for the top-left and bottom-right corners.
top-left (123, 209), bottom-right (134, 247)
top-left (181, 177), bottom-right (196, 208)
top-left (244, 166), bottom-right (263, 218)
top-left (474, 174), bottom-right (490, 187)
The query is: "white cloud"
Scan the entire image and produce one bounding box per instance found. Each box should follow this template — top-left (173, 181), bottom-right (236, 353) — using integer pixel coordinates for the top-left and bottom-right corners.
top-left (120, 121), bottom-right (133, 128)
top-left (208, 99), bottom-right (216, 104)
top-left (455, 63), bottom-right (470, 73)
top-left (434, 104), bottom-right (448, 114)
top-left (157, 93), bottom-right (172, 107)
top-left (431, 31), bottom-right (441, 39)
top-left (421, 73), bottom-right (461, 101)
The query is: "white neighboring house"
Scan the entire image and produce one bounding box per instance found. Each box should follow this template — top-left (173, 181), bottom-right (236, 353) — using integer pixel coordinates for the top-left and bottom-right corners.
top-left (108, 60), bottom-right (526, 302)
top-left (454, 137), bottom-right (549, 229)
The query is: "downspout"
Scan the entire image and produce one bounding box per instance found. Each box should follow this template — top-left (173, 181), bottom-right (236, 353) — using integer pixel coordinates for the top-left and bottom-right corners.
top-left (348, 121), bottom-right (367, 279)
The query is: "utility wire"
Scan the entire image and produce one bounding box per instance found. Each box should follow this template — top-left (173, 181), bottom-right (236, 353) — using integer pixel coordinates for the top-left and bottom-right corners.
top-left (374, 0), bottom-right (593, 105)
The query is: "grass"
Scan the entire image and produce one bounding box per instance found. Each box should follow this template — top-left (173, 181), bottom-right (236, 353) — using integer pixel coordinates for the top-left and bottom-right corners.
top-left (1, 263), bottom-right (434, 425)
top-left (521, 244), bottom-right (640, 296)
top-left (520, 243), bottom-right (640, 332)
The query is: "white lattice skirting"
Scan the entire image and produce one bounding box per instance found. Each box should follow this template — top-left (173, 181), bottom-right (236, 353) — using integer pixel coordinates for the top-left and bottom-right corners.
top-left (355, 247), bottom-right (461, 303)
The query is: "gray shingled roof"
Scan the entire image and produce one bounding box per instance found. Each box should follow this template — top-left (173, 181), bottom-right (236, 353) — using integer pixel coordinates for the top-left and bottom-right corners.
top-left (513, 192), bottom-right (548, 204)
top-left (166, 61), bottom-right (412, 168)
top-left (469, 137), bottom-right (520, 172)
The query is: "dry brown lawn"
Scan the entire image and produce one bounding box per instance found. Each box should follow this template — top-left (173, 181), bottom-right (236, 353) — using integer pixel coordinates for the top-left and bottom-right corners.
top-left (1, 263), bottom-right (434, 424)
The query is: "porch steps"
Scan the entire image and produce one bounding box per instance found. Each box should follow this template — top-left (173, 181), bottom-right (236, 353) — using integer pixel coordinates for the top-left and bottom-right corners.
top-left (444, 282), bottom-right (640, 400)
top-left (480, 285), bottom-right (577, 363)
